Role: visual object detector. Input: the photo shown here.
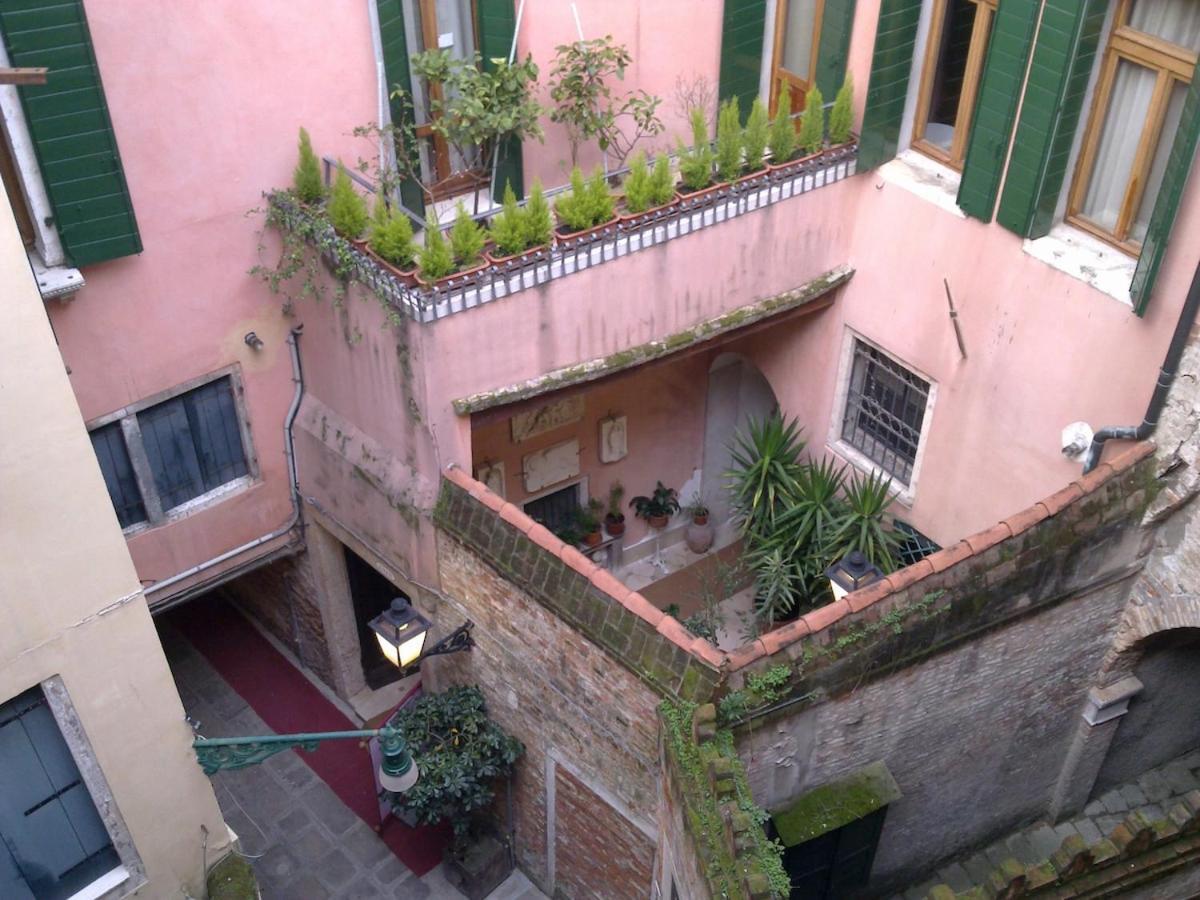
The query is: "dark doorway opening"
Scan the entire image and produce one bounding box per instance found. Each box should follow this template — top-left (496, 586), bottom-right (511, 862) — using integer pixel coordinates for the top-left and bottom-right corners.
top-left (770, 807), bottom-right (887, 899)
top-left (344, 547), bottom-right (406, 690)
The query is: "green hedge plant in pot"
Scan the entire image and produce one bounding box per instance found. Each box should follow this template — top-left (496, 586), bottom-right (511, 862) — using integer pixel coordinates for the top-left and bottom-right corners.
top-left (328, 163), bottom-right (369, 241)
top-left (630, 481), bottom-right (679, 529)
top-left (366, 196), bottom-right (417, 281)
top-left (386, 686), bottom-right (523, 899)
top-left (485, 179), bottom-right (554, 267)
top-left (740, 97), bottom-right (771, 181)
top-left (604, 480), bottom-right (626, 536)
top-left (829, 73), bottom-right (855, 147)
top-left (676, 107), bottom-right (716, 200)
top-left (620, 150), bottom-right (677, 226)
top-left (293, 127), bottom-right (325, 205)
top-left (554, 165), bottom-right (616, 239)
top-left (767, 86), bottom-right (799, 174)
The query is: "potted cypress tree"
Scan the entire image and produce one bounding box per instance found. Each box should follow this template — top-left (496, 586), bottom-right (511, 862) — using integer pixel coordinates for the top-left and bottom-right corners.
top-left (618, 150), bottom-right (678, 227)
top-left (554, 165), bottom-right (617, 241)
top-left (365, 196), bottom-right (418, 283)
top-left (675, 107), bottom-right (718, 204)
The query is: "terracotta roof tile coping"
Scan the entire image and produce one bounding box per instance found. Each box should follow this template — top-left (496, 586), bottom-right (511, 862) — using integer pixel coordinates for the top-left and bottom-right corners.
top-left (450, 441), bottom-right (1157, 676)
top-left (442, 465), bottom-right (714, 666)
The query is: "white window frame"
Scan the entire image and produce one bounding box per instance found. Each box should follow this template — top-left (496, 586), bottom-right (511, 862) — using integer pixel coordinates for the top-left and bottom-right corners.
top-left (826, 330), bottom-right (937, 506)
top-left (4, 676), bottom-right (146, 900)
top-left (0, 33), bottom-right (84, 298)
top-left (86, 366), bottom-right (259, 534)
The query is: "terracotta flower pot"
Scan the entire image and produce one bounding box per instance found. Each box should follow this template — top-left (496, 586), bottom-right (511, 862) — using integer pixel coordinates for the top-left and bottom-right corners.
top-left (415, 256), bottom-right (490, 290)
top-left (583, 531), bottom-right (603, 547)
top-left (674, 181), bottom-right (731, 206)
top-left (483, 243), bottom-right (551, 269)
top-left (617, 196), bottom-right (680, 230)
top-left (355, 240), bottom-right (419, 286)
top-left (733, 166), bottom-right (771, 189)
top-left (604, 516), bottom-right (626, 537)
top-left (647, 514), bottom-right (669, 529)
top-left (767, 147), bottom-right (827, 180)
top-left (553, 215), bottom-right (618, 245)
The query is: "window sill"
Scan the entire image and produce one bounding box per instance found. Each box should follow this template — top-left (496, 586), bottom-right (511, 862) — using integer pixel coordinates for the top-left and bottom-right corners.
top-left (876, 150), bottom-right (966, 219)
top-left (826, 439), bottom-right (917, 508)
top-left (1022, 223), bottom-right (1135, 307)
top-left (122, 475), bottom-right (255, 536)
top-left (28, 247), bottom-right (84, 300)
top-left (66, 866), bottom-right (130, 900)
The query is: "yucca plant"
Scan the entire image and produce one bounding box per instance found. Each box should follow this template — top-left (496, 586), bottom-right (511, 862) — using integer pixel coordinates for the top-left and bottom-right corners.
top-left (830, 469), bottom-right (900, 572)
top-left (751, 546), bottom-right (806, 626)
top-left (726, 413), bottom-right (806, 539)
top-left (772, 456), bottom-right (847, 564)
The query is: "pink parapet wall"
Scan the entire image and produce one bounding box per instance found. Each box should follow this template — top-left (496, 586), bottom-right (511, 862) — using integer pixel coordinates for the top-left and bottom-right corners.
top-left (44, 0), bottom-right (382, 595)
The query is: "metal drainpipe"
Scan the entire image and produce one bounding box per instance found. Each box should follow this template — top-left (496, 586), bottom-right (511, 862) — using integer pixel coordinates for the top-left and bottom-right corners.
top-left (1083, 262), bottom-right (1200, 473)
top-left (144, 326), bottom-right (306, 599)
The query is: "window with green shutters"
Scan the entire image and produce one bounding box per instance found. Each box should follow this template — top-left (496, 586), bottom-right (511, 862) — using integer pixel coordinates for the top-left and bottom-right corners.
top-left (477, 0), bottom-right (523, 201)
top-left (995, 0), bottom-right (1109, 237)
top-left (375, 0), bottom-right (425, 214)
top-left (859, 0), bottom-right (924, 169)
top-left (720, 0), bottom-right (769, 115)
top-left (0, 0), bottom-right (140, 268)
top-left (954, 0), bottom-right (1040, 220)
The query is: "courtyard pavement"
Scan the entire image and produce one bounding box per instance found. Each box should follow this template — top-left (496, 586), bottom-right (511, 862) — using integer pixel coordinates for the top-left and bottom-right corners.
top-left (160, 623), bottom-right (545, 900)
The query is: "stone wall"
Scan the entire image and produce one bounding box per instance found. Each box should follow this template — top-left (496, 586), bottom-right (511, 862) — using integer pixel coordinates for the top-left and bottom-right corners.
top-left (730, 443), bottom-right (1159, 890)
top-left (432, 531), bottom-right (662, 896)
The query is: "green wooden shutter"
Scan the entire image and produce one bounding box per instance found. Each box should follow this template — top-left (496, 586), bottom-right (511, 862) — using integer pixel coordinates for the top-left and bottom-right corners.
top-left (477, 0), bottom-right (523, 201)
top-left (955, 0), bottom-right (1040, 221)
top-left (719, 0), bottom-right (768, 116)
top-left (816, 0), bottom-right (858, 99)
top-left (858, 0), bottom-right (923, 170)
top-left (0, 0), bottom-right (140, 267)
top-left (994, 0), bottom-right (1106, 236)
top-left (376, 0), bottom-right (425, 214)
top-left (1131, 79), bottom-right (1200, 315)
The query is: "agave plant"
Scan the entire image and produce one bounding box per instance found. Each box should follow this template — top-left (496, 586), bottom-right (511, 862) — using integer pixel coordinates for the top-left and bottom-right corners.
top-left (726, 413), bottom-right (806, 538)
top-left (772, 456), bottom-right (847, 563)
top-left (750, 546), bottom-right (806, 626)
top-left (830, 469), bottom-right (900, 572)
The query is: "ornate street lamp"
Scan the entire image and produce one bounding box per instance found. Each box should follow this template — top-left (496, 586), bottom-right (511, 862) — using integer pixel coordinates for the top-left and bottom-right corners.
top-left (824, 550), bottom-right (884, 602)
top-left (191, 600), bottom-right (471, 782)
top-left (193, 724), bottom-right (417, 793)
top-left (367, 597), bottom-right (474, 674)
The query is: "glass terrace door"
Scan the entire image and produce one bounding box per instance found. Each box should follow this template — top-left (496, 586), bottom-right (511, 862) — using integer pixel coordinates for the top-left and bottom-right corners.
top-left (409, 0), bottom-right (479, 193)
top-left (771, 0), bottom-right (826, 113)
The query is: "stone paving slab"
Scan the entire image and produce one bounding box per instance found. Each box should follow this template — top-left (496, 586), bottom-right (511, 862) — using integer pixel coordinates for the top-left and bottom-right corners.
top-left (160, 623), bottom-right (547, 900)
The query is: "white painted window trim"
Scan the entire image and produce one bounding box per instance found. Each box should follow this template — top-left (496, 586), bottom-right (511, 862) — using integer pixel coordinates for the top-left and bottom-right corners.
top-left (825, 329), bottom-right (938, 507)
top-left (65, 866), bottom-right (130, 900)
top-left (85, 366), bottom-right (260, 534)
top-left (520, 476), bottom-right (589, 510)
top-left (876, 149), bottom-right (967, 218)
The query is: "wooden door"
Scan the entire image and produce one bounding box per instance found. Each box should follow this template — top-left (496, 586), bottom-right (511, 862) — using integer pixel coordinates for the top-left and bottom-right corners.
top-left (770, 0), bottom-right (827, 114)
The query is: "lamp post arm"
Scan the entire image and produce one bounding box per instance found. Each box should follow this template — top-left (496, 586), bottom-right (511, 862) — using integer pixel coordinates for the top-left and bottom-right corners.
top-left (193, 725), bottom-right (404, 775)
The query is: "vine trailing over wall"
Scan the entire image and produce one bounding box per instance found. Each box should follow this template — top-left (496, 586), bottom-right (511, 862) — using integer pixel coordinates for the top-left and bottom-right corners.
top-left (660, 700), bottom-right (789, 899)
top-left (249, 191), bottom-right (410, 328)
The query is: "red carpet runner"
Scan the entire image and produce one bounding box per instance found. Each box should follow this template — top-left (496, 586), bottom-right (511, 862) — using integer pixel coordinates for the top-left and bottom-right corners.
top-left (172, 598), bottom-right (449, 876)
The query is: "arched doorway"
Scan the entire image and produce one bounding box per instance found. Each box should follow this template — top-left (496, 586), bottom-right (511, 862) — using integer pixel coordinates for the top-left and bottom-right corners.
top-left (1092, 627), bottom-right (1200, 795)
top-left (700, 353), bottom-right (779, 530)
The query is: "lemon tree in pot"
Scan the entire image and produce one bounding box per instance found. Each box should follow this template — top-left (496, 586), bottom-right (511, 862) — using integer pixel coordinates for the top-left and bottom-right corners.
top-left (630, 481), bottom-right (679, 530)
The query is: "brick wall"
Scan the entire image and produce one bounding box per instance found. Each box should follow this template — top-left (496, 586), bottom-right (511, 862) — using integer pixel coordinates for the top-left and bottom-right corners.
top-left (222, 551), bottom-right (336, 687)
top-left (433, 532), bottom-right (661, 895)
top-left (735, 444), bottom-right (1159, 890)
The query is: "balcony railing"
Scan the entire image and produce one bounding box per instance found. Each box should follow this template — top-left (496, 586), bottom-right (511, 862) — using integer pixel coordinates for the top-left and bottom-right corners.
top-left (272, 142), bottom-right (858, 324)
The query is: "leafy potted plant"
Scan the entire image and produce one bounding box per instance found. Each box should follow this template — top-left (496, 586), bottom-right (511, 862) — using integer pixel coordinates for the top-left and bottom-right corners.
top-left (576, 498), bottom-right (604, 547)
top-left (683, 494), bottom-right (714, 554)
top-left (630, 481), bottom-right (679, 529)
top-left (554, 165), bottom-right (617, 240)
top-left (604, 481), bottom-right (626, 537)
top-left (386, 686), bottom-right (523, 900)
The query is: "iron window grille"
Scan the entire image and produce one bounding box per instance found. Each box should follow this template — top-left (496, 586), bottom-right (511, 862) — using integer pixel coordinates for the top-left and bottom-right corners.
top-left (841, 341), bottom-right (931, 484)
top-left (893, 519), bottom-right (941, 567)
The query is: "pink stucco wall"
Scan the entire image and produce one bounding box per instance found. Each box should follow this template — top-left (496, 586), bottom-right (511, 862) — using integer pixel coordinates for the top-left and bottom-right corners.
top-left (516, 0), bottom-right (724, 185)
top-left (44, 1), bottom-right (381, 596)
